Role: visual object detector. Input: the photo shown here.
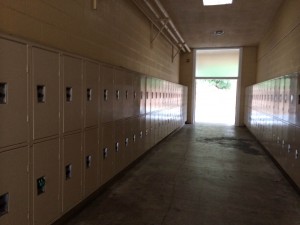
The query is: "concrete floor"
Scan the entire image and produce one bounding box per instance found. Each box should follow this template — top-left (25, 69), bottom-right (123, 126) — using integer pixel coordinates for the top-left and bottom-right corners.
top-left (64, 124), bottom-right (300, 225)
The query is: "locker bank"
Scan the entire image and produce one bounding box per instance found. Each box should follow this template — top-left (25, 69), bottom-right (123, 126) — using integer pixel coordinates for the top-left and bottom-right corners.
top-left (0, 0), bottom-right (300, 225)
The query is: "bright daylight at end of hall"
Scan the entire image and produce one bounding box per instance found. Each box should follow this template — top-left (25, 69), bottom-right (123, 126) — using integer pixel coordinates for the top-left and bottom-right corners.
top-left (195, 49), bottom-right (240, 125)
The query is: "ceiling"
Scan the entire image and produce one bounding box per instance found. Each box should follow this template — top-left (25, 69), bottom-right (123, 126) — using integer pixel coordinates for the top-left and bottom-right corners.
top-left (159, 0), bottom-right (284, 48)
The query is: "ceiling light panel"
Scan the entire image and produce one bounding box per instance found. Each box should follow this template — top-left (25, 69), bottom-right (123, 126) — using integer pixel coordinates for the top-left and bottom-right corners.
top-left (203, 0), bottom-right (233, 6)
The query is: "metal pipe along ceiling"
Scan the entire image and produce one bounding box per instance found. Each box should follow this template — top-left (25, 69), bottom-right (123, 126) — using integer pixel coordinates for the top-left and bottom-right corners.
top-left (138, 0), bottom-right (190, 53)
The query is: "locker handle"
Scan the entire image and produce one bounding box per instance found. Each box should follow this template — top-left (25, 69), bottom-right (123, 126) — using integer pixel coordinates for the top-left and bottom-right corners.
top-left (37, 85), bottom-right (46, 103)
top-left (66, 87), bottom-right (73, 102)
top-left (290, 94), bottom-right (294, 103)
top-left (125, 138), bottom-right (129, 147)
top-left (133, 134), bottom-right (136, 143)
top-left (115, 142), bottom-right (119, 152)
top-left (86, 155), bottom-right (92, 168)
top-left (140, 131), bottom-right (143, 139)
top-left (141, 92), bottom-right (143, 99)
top-left (146, 92), bottom-right (148, 99)
top-left (295, 149), bottom-right (299, 159)
top-left (103, 148), bottom-right (108, 159)
top-left (87, 88), bottom-right (92, 101)
top-left (65, 164), bottom-right (72, 180)
top-left (104, 89), bottom-right (108, 101)
top-left (0, 83), bottom-right (8, 104)
top-left (116, 90), bottom-right (120, 100)
top-left (288, 144), bottom-right (291, 153)
top-left (37, 177), bottom-right (46, 195)
top-left (298, 95), bottom-right (300, 105)
top-left (125, 90), bottom-right (128, 99)
top-left (134, 91), bottom-right (137, 99)
top-left (0, 193), bottom-right (9, 217)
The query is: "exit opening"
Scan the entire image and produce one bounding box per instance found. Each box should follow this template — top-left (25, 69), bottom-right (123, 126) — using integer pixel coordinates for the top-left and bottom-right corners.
top-left (195, 49), bottom-right (240, 125)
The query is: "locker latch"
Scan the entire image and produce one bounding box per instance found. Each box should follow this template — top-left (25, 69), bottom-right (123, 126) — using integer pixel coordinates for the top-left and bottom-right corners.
top-left (140, 131), bottom-right (143, 139)
top-left (141, 92), bottom-right (143, 99)
top-left (133, 134), bottom-right (136, 143)
top-left (65, 164), bottom-right (72, 180)
top-left (134, 91), bottom-right (137, 99)
top-left (104, 89), bottom-right (108, 101)
top-left (37, 176), bottom-right (46, 195)
top-left (37, 85), bottom-right (46, 103)
top-left (0, 193), bottom-right (9, 217)
top-left (0, 83), bottom-right (8, 104)
top-left (86, 155), bottom-right (92, 168)
top-left (125, 138), bottom-right (129, 147)
top-left (288, 144), bottom-right (291, 153)
top-left (87, 88), bottom-right (92, 101)
top-left (115, 142), bottom-right (119, 152)
top-left (125, 90), bottom-right (128, 99)
top-left (103, 148), bottom-right (108, 159)
top-left (296, 149), bottom-right (299, 159)
top-left (116, 90), bottom-right (120, 100)
top-left (66, 87), bottom-right (73, 102)
top-left (145, 129), bottom-right (148, 136)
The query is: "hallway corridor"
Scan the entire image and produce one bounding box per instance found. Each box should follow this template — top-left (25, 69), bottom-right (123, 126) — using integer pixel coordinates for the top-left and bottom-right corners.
top-left (64, 124), bottom-right (300, 225)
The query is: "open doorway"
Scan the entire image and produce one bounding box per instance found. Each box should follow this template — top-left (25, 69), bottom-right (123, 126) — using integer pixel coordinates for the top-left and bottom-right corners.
top-left (195, 49), bottom-right (240, 125)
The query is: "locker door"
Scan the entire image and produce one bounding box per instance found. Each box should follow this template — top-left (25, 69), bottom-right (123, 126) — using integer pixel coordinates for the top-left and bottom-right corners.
top-left (140, 76), bottom-right (146, 115)
top-left (100, 122), bottom-right (115, 184)
top-left (291, 127), bottom-right (300, 187)
top-left (62, 55), bottom-right (83, 133)
top-left (131, 116), bottom-right (140, 160)
top-left (132, 74), bottom-right (140, 117)
top-left (145, 77), bottom-right (151, 114)
top-left (284, 125), bottom-right (296, 177)
top-left (114, 120), bottom-right (125, 174)
top-left (62, 133), bottom-right (82, 212)
top-left (114, 69), bottom-right (125, 120)
top-left (0, 38), bottom-right (28, 150)
top-left (145, 113), bottom-right (151, 150)
top-left (84, 61), bottom-right (99, 128)
top-left (32, 47), bottom-right (60, 140)
top-left (124, 118), bottom-right (133, 166)
top-left (0, 147), bottom-right (29, 225)
top-left (100, 65), bottom-right (114, 124)
top-left (124, 72), bottom-right (133, 118)
top-left (33, 139), bottom-right (60, 225)
top-left (84, 128), bottom-right (99, 197)
top-left (139, 115), bottom-right (146, 153)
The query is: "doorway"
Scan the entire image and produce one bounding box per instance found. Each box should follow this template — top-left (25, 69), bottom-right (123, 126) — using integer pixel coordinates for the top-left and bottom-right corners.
top-left (195, 49), bottom-right (240, 125)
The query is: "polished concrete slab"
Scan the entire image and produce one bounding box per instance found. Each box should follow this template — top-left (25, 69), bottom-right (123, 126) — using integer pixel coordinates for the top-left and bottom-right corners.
top-left (63, 124), bottom-right (300, 225)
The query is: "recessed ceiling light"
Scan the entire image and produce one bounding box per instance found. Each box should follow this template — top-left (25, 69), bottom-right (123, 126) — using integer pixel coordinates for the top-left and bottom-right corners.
top-left (203, 0), bottom-right (233, 6)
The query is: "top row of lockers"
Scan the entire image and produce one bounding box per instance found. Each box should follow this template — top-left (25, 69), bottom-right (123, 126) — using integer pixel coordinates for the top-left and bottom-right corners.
top-left (245, 73), bottom-right (300, 126)
top-left (0, 37), bottom-right (188, 151)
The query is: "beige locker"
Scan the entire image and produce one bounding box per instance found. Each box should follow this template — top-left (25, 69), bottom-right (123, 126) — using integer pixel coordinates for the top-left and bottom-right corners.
top-left (62, 55), bottom-right (83, 133)
top-left (0, 147), bottom-right (29, 225)
top-left (145, 113), bottom-right (152, 150)
top-left (32, 47), bottom-right (60, 140)
top-left (0, 38), bottom-right (28, 150)
top-left (145, 77), bottom-right (152, 114)
top-left (33, 139), bottom-right (60, 225)
top-left (84, 61), bottom-right (99, 128)
top-left (62, 133), bottom-right (82, 213)
top-left (113, 69), bottom-right (125, 120)
top-left (83, 128), bottom-right (99, 197)
top-left (132, 74), bottom-right (140, 116)
top-left (114, 120), bottom-right (125, 174)
top-left (139, 115), bottom-right (146, 153)
top-left (131, 116), bottom-right (140, 160)
top-left (123, 72), bottom-right (133, 118)
top-left (124, 118), bottom-right (133, 166)
top-left (140, 76), bottom-right (146, 115)
top-left (100, 122), bottom-right (115, 184)
top-left (100, 65), bottom-right (114, 124)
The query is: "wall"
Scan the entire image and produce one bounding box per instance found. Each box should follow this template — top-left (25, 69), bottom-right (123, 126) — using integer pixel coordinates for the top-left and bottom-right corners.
top-left (257, 0), bottom-right (300, 82)
top-left (0, 0), bottom-right (179, 82)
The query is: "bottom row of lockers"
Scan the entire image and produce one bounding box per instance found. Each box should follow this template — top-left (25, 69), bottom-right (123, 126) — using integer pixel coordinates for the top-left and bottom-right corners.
top-left (0, 113), bottom-right (185, 225)
top-left (245, 107), bottom-right (300, 187)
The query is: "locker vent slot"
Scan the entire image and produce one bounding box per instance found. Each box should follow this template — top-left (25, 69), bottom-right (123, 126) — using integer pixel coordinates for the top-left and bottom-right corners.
top-left (0, 83), bottom-right (7, 104)
top-left (0, 193), bottom-right (9, 217)
top-left (65, 164), bottom-right (72, 180)
top-left (86, 155), bottom-right (92, 168)
top-left (37, 85), bottom-right (46, 103)
top-left (103, 148), bottom-right (108, 159)
top-left (66, 87), bottom-right (73, 102)
top-left (87, 88), bottom-right (92, 101)
top-left (37, 177), bottom-right (46, 195)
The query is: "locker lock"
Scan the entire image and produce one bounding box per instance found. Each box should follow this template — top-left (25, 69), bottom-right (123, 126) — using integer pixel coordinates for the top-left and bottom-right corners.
top-left (133, 134), bottom-right (136, 143)
top-left (37, 85), bottom-right (46, 103)
top-left (104, 89), bottom-right (108, 101)
top-left (86, 155), bottom-right (92, 168)
top-left (288, 144), bottom-right (291, 153)
top-left (103, 148), bottom-right (108, 159)
top-left (37, 176), bottom-right (46, 195)
top-left (116, 90), bottom-right (120, 100)
top-left (0, 193), bottom-right (9, 217)
top-left (87, 88), bottom-right (92, 101)
top-left (0, 83), bottom-right (8, 104)
top-left (115, 142), bottom-right (119, 152)
top-left (66, 87), bottom-right (73, 102)
top-left (296, 149), bottom-right (299, 159)
top-left (125, 138), bottom-right (129, 147)
top-left (65, 164), bottom-right (72, 180)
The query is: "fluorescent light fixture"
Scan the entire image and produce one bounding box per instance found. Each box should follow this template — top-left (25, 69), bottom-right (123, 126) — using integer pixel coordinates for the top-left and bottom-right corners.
top-left (203, 0), bottom-right (233, 6)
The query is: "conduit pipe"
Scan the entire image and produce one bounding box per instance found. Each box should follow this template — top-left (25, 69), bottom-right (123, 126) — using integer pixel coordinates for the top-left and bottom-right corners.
top-left (153, 0), bottom-right (191, 52)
